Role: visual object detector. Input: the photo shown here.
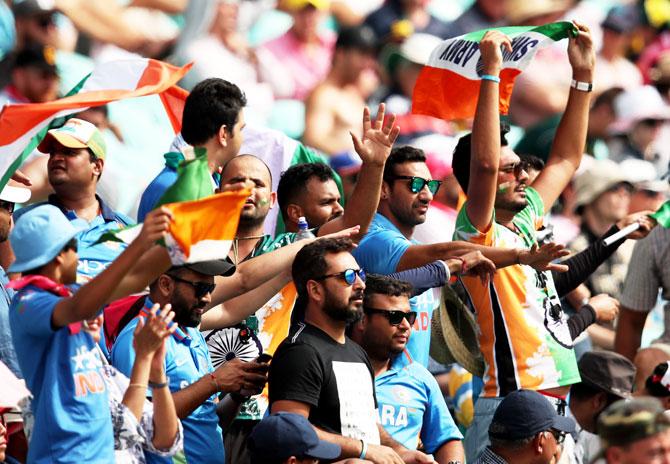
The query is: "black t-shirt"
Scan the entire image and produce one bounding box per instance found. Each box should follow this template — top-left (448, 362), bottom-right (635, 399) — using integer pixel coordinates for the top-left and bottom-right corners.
top-left (269, 323), bottom-right (381, 444)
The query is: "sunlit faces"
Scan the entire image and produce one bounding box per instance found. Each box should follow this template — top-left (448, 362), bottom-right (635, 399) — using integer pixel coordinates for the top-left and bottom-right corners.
top-left (220, 155), bottom-right (275, 228)
top-left (384, 161), bottom-right (435, 227)
top-left (47, 143), bottom-right (102, 189)
top-left (495, 146), bottom-right (530, 213)
top-left (310, 251), bottom-right (365, 323)
top-left (296, 177), bottom-right (344, 227)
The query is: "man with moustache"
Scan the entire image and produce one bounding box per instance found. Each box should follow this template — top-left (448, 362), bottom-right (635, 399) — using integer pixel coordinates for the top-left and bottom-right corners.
top-left (348, 275), bottom-right (464, 463)
top-left (112, 260), bottom-right (270, 464)
top-left (269, 238), bottom-right (433, 463)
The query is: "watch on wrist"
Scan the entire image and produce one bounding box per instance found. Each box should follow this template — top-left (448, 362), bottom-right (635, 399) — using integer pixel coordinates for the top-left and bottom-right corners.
top-left (571, 79), bottom-right (593, 92)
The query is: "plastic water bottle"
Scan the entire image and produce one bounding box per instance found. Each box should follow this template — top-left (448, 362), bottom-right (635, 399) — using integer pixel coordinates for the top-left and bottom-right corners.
top-left (296, 216), bottom-right (316, 240)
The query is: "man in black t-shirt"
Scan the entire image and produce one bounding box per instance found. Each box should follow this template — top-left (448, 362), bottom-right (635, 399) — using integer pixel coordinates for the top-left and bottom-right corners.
top-left (269, 238), bottom-right (433, 464)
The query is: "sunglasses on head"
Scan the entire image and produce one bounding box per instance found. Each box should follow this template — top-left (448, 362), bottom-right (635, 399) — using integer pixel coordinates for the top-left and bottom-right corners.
top-left (391, 176), bottom-right (442, 194)
top-left (168, 274), bottom-right (216, 298)
top-left (0, 200), bottom-right (15, 214)
top-left (364, 307), bottom-right (417, 326)
top-left (314, 268), bottom-right (366, 286)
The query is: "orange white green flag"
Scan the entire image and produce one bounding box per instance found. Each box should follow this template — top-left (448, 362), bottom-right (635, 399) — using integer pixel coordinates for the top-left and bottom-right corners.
top-left (163, 190), bottom-right (248, 264)
top-left (0, 58), bottom-right (191, 191)
top-left (412, 21), bottom-right (576, 121)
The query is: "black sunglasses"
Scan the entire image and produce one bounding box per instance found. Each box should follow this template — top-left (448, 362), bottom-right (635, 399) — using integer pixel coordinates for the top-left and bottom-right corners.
top-left (499, 160), bottom-right (530, 177)
top-left (391, 176), bottom-right (442, 195)
top-left (0, 200), bottom-right (15, 214)
top-left (314, 268), bottom-right (366, 286)
top-left (169, 275), bottom-right (216, 298)
top-left (364, 307), bottom-right (417, 326)
top-left (548, 429), bottom-right (566, 445)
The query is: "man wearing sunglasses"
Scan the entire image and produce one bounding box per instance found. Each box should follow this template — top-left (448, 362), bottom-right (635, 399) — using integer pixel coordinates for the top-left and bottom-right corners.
top-left (449, 25), bottom-right (595, 460)
top-left (348, 274), bottom-right (464, 463)
top-left (270, 238), bottom-right (433, 463)
top-left (111, 259), bottom-right (272, 464)
top-left (474, 389), bottom-right (575, 464)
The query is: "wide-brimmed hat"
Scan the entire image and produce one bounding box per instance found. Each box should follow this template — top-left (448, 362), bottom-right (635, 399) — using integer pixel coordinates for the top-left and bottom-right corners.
top-left (430, 284), bottom-right (484, 377)
top-left (611, 85), bottom-right (670, 134)
top-left (573, 159), bottom-right (633, 209)
top-left (506, 0), bottom-right (572, 25)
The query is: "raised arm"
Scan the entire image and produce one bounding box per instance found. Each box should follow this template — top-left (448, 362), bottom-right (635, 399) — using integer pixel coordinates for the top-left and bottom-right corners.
top-left (532, 21), bottom-right (595, 209)
top-left (52, 208), bottom-right (172, 329)
top-left (465, 31), bottom-right (512, 232)
top-left (319, 104), bottom-right (399, 241)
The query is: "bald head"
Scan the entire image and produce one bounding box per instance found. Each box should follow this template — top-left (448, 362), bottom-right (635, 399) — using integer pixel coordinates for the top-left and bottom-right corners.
top-left (220, 154), bottom-right (273, 186)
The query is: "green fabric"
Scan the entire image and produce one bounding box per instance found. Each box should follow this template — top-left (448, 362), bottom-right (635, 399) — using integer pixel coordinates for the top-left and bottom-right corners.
top-left (156, 147), bottom-right (213, 207)
top-left (651, 201), bottom-right (670, 228)
top-left (164, 151), bottom-right (185, 170)
top-left (462, 21), bottom-right (576, 41)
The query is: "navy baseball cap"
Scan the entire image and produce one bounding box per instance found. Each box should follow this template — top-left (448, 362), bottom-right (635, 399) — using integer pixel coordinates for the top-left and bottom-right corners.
top-left (489, 390), bottom-right (576, 441)
top-left (249, 412), bottom-right (341, 462)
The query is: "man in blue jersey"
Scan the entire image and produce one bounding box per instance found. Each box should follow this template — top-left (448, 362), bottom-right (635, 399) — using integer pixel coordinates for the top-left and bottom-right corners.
top-left (15, 117), bottom-right (134, 282)
top-left (349, 274), bottom-right (464, 463)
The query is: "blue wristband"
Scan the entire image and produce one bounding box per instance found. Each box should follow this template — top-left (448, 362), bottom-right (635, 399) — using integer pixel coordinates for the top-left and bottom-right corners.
top-left (481, 74), bottom-right (501, 83)
top-left (359, 440), bottom-right (368, 459)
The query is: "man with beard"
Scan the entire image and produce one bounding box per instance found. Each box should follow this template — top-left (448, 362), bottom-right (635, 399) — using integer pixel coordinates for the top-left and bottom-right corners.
top-left (111, 260), bottom-right (271, 464)
top-left (449, 26), bottom-right (595, 460)
top-left (269, 238), bottom-right (433, 463)
top-left (14, 118), bottom-right (134, 282)
top-left (348, 274), bottom-right (464, 463)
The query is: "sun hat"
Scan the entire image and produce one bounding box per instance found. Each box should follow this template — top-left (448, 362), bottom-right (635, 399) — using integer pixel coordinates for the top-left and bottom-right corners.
top-left (430, 284), bottom-right (485, 377)
top-left (37, 118), bottom-right (106, 160)
top-left (0, 185), bottom-right (31, 204)
top-left (573, 159), bottom-right (633, 209)
top-left (611, 85), bottom-right (670, 134)
top-left (577, 351), bottom-right (635, 399)
top-left (9, 204), bottom-right (81, 273)
top-left (597, 397), bottom-right (670, 450)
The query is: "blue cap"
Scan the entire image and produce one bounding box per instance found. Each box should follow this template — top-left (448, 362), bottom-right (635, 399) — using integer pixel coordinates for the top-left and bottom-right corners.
top-left (9, 205), bottom-right (79, 273)
top-left (489, 390), bottom-right (576, 441)
top-left (249, 413), bottom-right (341, 461)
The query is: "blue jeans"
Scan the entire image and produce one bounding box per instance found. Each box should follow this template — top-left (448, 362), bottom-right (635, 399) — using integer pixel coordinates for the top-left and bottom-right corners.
top-left (464, 397), bottom-right (503, 462)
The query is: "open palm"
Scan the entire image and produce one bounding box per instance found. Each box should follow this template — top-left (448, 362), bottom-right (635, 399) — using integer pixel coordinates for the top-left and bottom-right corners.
top-left (350, 103), bottom-right (400, 166)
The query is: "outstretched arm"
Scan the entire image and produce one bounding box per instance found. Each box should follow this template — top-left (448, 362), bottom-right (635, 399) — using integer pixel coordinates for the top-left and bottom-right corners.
top-left (465, 31), bottom-right (512, 232)
top-left (319, 103), bottom-right (399, 241)
top-left (532, 21), bottom-right (595, 209)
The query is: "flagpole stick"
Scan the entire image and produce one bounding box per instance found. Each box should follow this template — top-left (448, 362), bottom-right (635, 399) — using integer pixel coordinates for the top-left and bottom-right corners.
top-left (603, 222), bottom-right (640, 246)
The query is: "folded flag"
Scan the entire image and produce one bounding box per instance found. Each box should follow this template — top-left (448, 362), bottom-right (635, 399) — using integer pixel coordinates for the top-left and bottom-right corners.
top-left (651, 200), bottom-right (670, 227)
top-left (163, 190), bottom-right (248, 264)
top-left (0, 58), bottom-right (191, 191)
top-left (412, 21), bottom-right (575, 121)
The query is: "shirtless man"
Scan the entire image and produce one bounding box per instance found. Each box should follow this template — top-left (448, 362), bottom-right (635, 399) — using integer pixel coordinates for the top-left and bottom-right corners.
top-left (303, 25), bottom-right (377, 157)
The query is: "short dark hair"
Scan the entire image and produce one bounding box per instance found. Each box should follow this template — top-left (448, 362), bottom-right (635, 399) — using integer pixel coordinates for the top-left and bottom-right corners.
top-left (383, 146), bottom-right (426, 182)
top-left (452, 122), bottom-right (510, 192)
top-left (363, 274), bottom-right (412, 307)
top-left (292, 238), bottom-right (354, 299)
top-left (277, 163), bottom-right (336, 220)
top-left (570, 381), bottom-right (620, 406)
top-left (646, 362), bottom-right (670, 397)
top-left (519, 154), bottom-right (545, 172)
top-left (181, 78), bottom-right (247, 146)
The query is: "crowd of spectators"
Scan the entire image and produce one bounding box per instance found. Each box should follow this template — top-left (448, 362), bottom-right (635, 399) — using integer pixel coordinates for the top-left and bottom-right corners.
top-left (3, 0), bottom-right (670, 463)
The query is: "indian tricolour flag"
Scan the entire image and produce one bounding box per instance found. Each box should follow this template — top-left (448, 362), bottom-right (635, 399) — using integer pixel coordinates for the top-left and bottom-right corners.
top-left (0, 58), bottom-right (191, 191)
top-left (412, 21), bottom-right (575, 121)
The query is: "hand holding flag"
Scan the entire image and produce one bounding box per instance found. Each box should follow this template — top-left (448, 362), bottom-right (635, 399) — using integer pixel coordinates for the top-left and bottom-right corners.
top-left (603, 206), bottom-right (665, 246)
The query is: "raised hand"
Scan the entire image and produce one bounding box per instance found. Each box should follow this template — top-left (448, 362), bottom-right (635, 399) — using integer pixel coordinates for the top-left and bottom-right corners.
top-left (447, 251), bottom-right (496, 284)
top-left (567, 21), bottom-right (595, 79)
top-left (616, 210), bottom-right (657, 240)
top-left (479, 30), bottom-right (512, 75)
top-left (137, 206), bottom-right (173, 248)
top-left (320, 225), bottom-right (361, 241)
top-left (350, 103), bottom-right (400, 167)
top-left (132, 303), bottom-right (176, 360)
top-left (519, 242), bottom-right (570, 273)
top-left (10, 169), bottom-right (32, 187)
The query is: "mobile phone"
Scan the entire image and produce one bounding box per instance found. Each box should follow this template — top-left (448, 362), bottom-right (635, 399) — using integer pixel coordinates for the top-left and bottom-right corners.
top-left (256, 353), bottom-right (273, 364)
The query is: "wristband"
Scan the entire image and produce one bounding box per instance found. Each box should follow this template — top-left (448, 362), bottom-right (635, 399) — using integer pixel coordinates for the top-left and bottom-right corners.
top-left (149, 378), bottom-right (169, 389)
top-left (209, 373), bottom-right (220, 392)
top-left (447, 256), bottom-right (466, 274)
top-left (570, 79), bottom-right (592, 92)
top-left (481, 74), bottom-right (500, 83)
top-left (359, 440), bottom-right (368, 459)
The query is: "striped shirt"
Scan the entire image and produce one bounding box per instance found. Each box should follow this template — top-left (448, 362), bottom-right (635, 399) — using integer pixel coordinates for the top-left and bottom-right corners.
top-left (473, 447), bottom-right (509, 464)
top-left (620, 226), bottom-right (670, 313)
top-left (453, 187), bottom-right (579, 397)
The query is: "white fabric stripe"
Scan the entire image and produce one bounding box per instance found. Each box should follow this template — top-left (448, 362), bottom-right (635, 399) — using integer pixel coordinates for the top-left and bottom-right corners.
top-left (80, 59), bottom-right (149, 92)
top-left (186, 239), bottom-right (234, 263)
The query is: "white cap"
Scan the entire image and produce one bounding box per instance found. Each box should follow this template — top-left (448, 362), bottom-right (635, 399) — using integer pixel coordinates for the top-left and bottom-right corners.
top-left (0, 185), bottom-right (31, 204)
top-left (611, 85), bottom-right (670, 133)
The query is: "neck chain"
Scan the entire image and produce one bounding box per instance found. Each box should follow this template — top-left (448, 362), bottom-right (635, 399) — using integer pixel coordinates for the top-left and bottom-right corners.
top-left (231, 234), bottom-right (265, 265)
